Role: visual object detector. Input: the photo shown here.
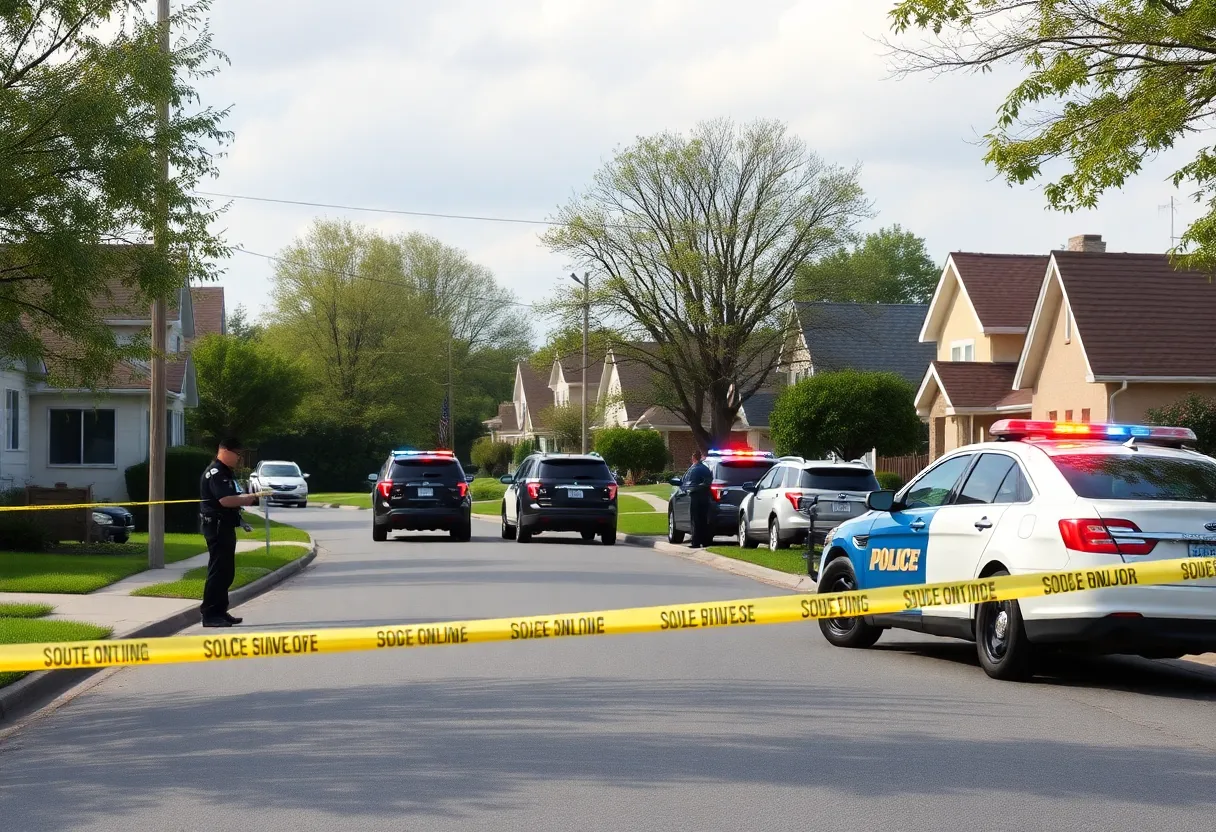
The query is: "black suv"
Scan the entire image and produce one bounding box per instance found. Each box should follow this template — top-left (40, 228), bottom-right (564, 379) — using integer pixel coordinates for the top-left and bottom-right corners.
top-left (500, 453), bottom-right (618, 545)
top-left (668, 449), bottom-right (776, 544)
top-left (369, 450), bottom-right (474, 542)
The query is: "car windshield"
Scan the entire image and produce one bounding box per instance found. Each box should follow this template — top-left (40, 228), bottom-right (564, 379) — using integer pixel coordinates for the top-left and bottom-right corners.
top-left (800, 468), bottom-right (880, 492)
top-left (538, 459), bottom-right (612, 480)
top-left (260, 464), bottom-right (300, 478)
top-left (390, 460), bottom-right (463, 481)
top-left (715, 460), bottom-right (774, 485)
top-left (1052, 453), bottom-right (1216, 502)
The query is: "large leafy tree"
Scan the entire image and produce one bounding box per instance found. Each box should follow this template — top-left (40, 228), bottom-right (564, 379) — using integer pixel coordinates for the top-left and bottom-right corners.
top-left (796, 225), bottom-right (940, 304)
top-left (188, 334), bottom-right (306, 446)
top-left (544, 118), bottom-right (871, 450)
top-left (1, 0), bottom-right (230, 384)
top-left (888, 0), bottom-right (1216, 269)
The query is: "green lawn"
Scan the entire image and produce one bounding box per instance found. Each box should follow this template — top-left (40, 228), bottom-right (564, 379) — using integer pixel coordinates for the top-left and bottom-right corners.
top-left (0, 602), bottom-right (54, 618)
top-left (471, 500), bottom-right (499, 516)
top-left (706, 544), bottom-right (820, 576)
top-left (623, 484), bottom-right (674, 500)
top-left (0, 616), bottom-right (112, 688)
top-left (236, 516), bottom-right (311, 543)
top-left (132, 545), bottom-right (312, 600)
top-left (470, 478), bottom-right (507, 501)
top-left (308, 492), bottom-right (371, 509)
top-left (617, 513), bottom-right (667, 536)
top-left (617, 494), bottom-right (655, 514)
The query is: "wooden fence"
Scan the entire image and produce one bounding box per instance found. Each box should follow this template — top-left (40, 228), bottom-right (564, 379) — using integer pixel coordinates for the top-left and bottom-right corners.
top-left (875, 454), bottom-right (929, 483)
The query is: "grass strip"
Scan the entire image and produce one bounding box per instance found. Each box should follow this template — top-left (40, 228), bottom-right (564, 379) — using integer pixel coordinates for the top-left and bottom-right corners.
top-left (0, 618), bottom-right (112, 688)
top-left (131, 545), bottom-right (311, 600)
top-left (308, 492), bottom-right (371, 509)
top-left (0, 602), bottom-right (53, 618)
top-left (706, 545), bottom-right (819, 576)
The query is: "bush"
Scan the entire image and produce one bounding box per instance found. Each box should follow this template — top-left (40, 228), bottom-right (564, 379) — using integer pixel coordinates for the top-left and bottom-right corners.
top-left (1146, 394), bottom-right (1216, 456)
top-left (125, 446), bottom-right (215, 533)
top-left (471, 437), bottom-right (514, 477)
top-left (771, 371), bottom-right (922, 461)
top-left (512, 438), bottom-right (536, 466)
top-left (875, 471), bottom-right (905, 491)
top-left (594, 428), bottom-right (668, 483)
top-left (470, 478), bottom-right (508, 501)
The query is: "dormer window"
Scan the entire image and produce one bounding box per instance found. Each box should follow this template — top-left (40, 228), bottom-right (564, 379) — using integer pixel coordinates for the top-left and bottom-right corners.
top-left (950, 339), bottom-right (975, 362)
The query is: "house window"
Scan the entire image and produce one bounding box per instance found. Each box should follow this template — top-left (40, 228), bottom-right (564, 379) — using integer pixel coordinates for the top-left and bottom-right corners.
top-left (1048, 410), bottom-right (1058, 421)
top-left (1065, 409), bottom-right (1073, 421)
top-left (49, 409), bottom-right (115, 465)
top-left (1081, 408), bottom-right (1090, 423)
top-left (174, 334), bottom-right (182, 353)
top-left (950, 340), bottom-right (975, 362)
top-left (4, 389), bottom-right (18, 451)
top-left (1064, 307), bottom-right (1072, 344)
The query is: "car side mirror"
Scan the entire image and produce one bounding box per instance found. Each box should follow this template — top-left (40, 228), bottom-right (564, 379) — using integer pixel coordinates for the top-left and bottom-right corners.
top-left (741, 481), bottom-right (757, 493)
top-left (303, 473), bottom-right (310, 479)
top-left (669, 477), bottom-right (682, 487)
top-left (466, 474), bottom-right (477, 483)
top-left (367, 473), bottom-right (378, 483)
top-left (866, 490), bottom-right (896, 512)
top-left (499, 475), bottom-right (514, 484)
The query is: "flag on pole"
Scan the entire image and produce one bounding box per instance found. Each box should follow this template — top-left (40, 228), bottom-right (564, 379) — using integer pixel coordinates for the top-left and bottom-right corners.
top-left (438, 394), bottom-right (451, 448)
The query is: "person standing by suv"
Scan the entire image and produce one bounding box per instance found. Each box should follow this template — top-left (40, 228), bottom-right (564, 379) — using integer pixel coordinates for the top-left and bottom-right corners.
top-left (199, 437), bottom-right (258, 628)
top-left (685, 450), bottom-right (713, 548)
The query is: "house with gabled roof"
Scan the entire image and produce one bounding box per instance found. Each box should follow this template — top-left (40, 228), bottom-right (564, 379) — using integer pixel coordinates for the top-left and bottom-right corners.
top-left (781, 302), bottom-right (936, 388)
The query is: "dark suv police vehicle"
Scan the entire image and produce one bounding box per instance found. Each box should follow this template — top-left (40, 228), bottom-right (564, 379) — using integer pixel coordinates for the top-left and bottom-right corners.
top-left (369, 450), bottom-right (474, 542)
top-left (668, 449), bottom-right (776, 544)
top-left (500, 452), bottom-right (618, 545)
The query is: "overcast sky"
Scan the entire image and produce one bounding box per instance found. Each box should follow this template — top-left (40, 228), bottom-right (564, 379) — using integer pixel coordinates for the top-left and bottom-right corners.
top-left (194, 0), bottom-right (1201, 334)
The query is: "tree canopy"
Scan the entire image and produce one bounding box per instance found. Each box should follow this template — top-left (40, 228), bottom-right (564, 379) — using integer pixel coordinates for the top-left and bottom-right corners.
top-left (544, 118), bottom-right (871, 450)
top-left (188, 334), bottom-right (306, 447)
top-left (796, 225), bottom-right (940, 304)
top-left (888, 0), bottom-right (1216, 269)
top-left (0, 0), bottom-right (229, 385)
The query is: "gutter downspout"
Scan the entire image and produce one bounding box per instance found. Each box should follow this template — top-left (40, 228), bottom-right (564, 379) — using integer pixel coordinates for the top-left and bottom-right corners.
top-left (1108, 380), bottom-right (1129, 422)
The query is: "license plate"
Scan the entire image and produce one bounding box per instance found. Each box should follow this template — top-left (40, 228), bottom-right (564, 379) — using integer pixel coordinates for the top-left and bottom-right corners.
top-left (833, 502), bottom-right (850, 514)
top-left (1188, 542), bottom-right (1216, 558)
top-left (568, 489), bottom-right (584, 499)
top-left (417, 487), bottom-right (433, 498)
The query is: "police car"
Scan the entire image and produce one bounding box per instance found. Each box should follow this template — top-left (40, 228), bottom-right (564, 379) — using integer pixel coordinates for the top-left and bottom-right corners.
top-left (815, 419), bottom-right (1216, 681)
top-left (369, 449), bottom-right (474, 542)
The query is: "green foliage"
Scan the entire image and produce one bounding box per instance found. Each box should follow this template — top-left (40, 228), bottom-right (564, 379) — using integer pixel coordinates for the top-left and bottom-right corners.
top-left (529, 325), bottom-right (620, 373)
top-left (513, 439), bottom-right (536, 466)
top-left (771, 371), bottom-right (922, 462)
top-left (544, 118), bottom-right (871, 446)
top-left (471, 438), bottom-right (513, 478)
top-left (0, 603), bottom-right (53, 618)
top-left (876, 471), bottom-right (906, 491)
top-left (594, 428), bottom-right (668, 482)
top-left (887, 1), bottom-right (1216, 269)
top-left (132, 545), bottom-right (309, 599)
top-left (0, 1), bottom-right (231, 386)
top-left (125, 446), bottom-right (214, 533)
top-left (469, 478), bottom-right (507, 502)
top-left (0, 489), bottom-right (45, 551)
top-left (796, 225), bottom-right (940, 304)
top-left (188, 334), bottom-right (307, 447)
top-left (227, 304), bottom-right (263, 342)
top-left (1146, 394), bottom-right (1216, 457)
top-left (540, 405), bottom-right (586, 452)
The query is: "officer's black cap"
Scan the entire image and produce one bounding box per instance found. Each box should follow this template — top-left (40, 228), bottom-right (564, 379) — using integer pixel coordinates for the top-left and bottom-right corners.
top-left (219, 437), bottom-right (243, 452)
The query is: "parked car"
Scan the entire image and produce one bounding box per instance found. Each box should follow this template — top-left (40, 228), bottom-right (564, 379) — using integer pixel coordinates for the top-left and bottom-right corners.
top-left (249, 460), bottom-right (310, 508)
top-left (667, 449), bottom-right (777, 544)
top-left (91, 505), bottom-right (135, 543)
top-left (500, 452), bottom-right (618, 544)
top-left (737, 457), bottom-right (879, 551)
top-left (370, 449), bottom-right (473, 541)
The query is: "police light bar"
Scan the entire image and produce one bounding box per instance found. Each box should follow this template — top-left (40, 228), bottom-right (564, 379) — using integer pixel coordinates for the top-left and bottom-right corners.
top-left (707, 448), bottom-right (774, 458)
top-left (392, 449), bottom-right (455, 457)
top-left (989, 420), bottom-right (1196, 443)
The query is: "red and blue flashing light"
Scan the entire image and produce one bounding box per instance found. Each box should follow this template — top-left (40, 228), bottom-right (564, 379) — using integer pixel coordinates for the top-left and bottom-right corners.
top-left (706, 448), bottom-right (774, 458)
top-left (989, 420), bottom-right (1196, 443)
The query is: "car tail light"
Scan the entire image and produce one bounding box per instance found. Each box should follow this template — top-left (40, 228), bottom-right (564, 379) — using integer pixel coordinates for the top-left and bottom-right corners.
top-left (376, 480), bottom-right (392, 499)
top-left (457, 481), bottom-right (468, 499)
top-left (710, 480), bottom-right (727, 501)
top-left (606, 483), bottom-right (618, 500)
top-left (1058, 518), bottom-right (1156, 555)
top-left (526, 481), bottom-right (542, 500)
top-left (785, 491), bottom-right (803, 511)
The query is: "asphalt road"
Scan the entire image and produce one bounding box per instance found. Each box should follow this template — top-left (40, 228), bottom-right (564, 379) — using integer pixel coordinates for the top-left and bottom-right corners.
top-left (2, 508), bottom-right (1215, 831)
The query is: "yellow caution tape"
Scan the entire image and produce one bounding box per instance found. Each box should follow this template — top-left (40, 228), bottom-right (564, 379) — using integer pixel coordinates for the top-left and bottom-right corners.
top-left (2, 555), bottom-right (1213, 674)
top-left (0, 494), bottom-right (276, 512)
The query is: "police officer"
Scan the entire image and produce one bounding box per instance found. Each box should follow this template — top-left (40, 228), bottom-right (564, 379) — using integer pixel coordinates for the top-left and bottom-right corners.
top-left (199, 438), bottom-right (258, 628)
top-left (685, 449), bottom-right (713, 548)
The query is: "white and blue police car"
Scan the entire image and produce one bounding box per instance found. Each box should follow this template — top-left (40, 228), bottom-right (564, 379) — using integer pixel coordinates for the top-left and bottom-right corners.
top-left (814, 419), bottom-right (1216, 681)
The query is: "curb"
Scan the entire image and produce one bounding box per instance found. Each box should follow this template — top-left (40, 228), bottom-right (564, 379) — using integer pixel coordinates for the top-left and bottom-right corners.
top-left (0, 541), bottom-right (318, 725)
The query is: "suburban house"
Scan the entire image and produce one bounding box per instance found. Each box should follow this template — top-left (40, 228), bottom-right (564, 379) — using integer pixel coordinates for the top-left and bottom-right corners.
top-left (914, 252), bottom-right (1046, 458)
top-left (0, 279), bottom-right (226, 501)
top-left (917, 233), bottom-right (1216, 460)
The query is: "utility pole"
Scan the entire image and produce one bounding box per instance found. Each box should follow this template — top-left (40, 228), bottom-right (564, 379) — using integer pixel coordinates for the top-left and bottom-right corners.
top-left (447, 333), bottom-right (454, 451)
top-left (148, 0), bottom-right (171, 569)
top-left (570, 273), bottom-right (590, 453)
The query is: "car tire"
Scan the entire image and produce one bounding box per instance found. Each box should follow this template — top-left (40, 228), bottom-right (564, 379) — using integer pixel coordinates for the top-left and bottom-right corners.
top-left (372, 522), bottom-right (388, 542)
top-left (768, 517), bottom-right (786, 551)
top-left (451, 520), bottom-right (472, 542)
top-left (580, 530), bottom-right (596, 542)
top-left (667, 510), bottom-right (685, 544)
top-left (975, 570), bottom-right (1034, 681)
top-left (817, 558), bottom-right (883, 649)
top-left (501, 506), bottom-right (516, 541)
top-left (517, 505), bottom-right (532, 543)
top-left (114, 534), bottom-right (130, 545)
top-left (300, 501), bottom-right (307, 508)
top-left (738, 514), bottom-right (758, 549)
top-left (601, 524), bottom-right (617, 546)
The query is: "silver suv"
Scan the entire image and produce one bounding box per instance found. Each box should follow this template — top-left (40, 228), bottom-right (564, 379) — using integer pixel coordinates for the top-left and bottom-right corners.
top-left (737, 458), bottom-right (879, 551)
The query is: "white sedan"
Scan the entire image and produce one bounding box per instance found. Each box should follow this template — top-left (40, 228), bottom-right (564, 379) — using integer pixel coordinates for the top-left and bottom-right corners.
top-left (249, 460), bottom-right (310, 508)
top-left (815, 419), bottom-right (1216, 680)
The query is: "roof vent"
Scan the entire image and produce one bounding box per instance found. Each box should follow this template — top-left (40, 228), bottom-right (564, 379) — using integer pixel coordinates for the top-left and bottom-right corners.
top-left (1067, 234), bottom-right (1106, 253)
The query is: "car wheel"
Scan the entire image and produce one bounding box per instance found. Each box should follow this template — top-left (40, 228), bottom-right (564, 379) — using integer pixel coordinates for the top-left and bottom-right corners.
top-left (372, 522), bottom-right (387, 542)
top-left (667, 510), bottom-right (685, 544)
top-left (517, 505), bottom-right (532, 543)
top-left (817, 558), bottom-right (883, 648)
top-left (500, 506), bottom-right (516, 541)
top-left (451, 520), bottom-right (472, 542)
top-left (768, 517), bottom-right (786, 551)
top-left (601, 524), bottom-right (617, 546)
top-left (300, 501), bottom-right (308, 508)
top-left (738, 514), bottom-right (758, 549)
top-left (580, 530), bottom-right (596, 541)
top-left (975, 570), bottom-right (1034, 681)
top-left (114, 534), bottom-right (130, 545)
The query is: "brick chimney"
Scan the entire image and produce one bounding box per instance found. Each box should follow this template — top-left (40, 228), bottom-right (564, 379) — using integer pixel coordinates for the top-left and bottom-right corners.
top-left (1067, 234), bottom-right (1106, 253)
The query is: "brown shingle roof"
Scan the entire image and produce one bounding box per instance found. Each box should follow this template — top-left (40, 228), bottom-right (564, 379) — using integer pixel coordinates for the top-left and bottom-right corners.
top-left (933, 361), bottom-right (1025, 409)
top-left (950, 253), bottom-right (1048, 330)
top-left (1055, 251), bottom-right (1216, 377)
top-left (488, 401), bottom-right (518, 432)
top-left (518, 362), bottom-right (554, 429)
top-left (190, 286), bottom-right (225, 339)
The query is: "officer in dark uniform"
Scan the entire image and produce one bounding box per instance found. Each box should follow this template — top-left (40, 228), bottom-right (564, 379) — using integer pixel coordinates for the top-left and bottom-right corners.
top-left (199, 437), bottom-right (258, 628)
top-left (685, 450), bottom-right (714, 549)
